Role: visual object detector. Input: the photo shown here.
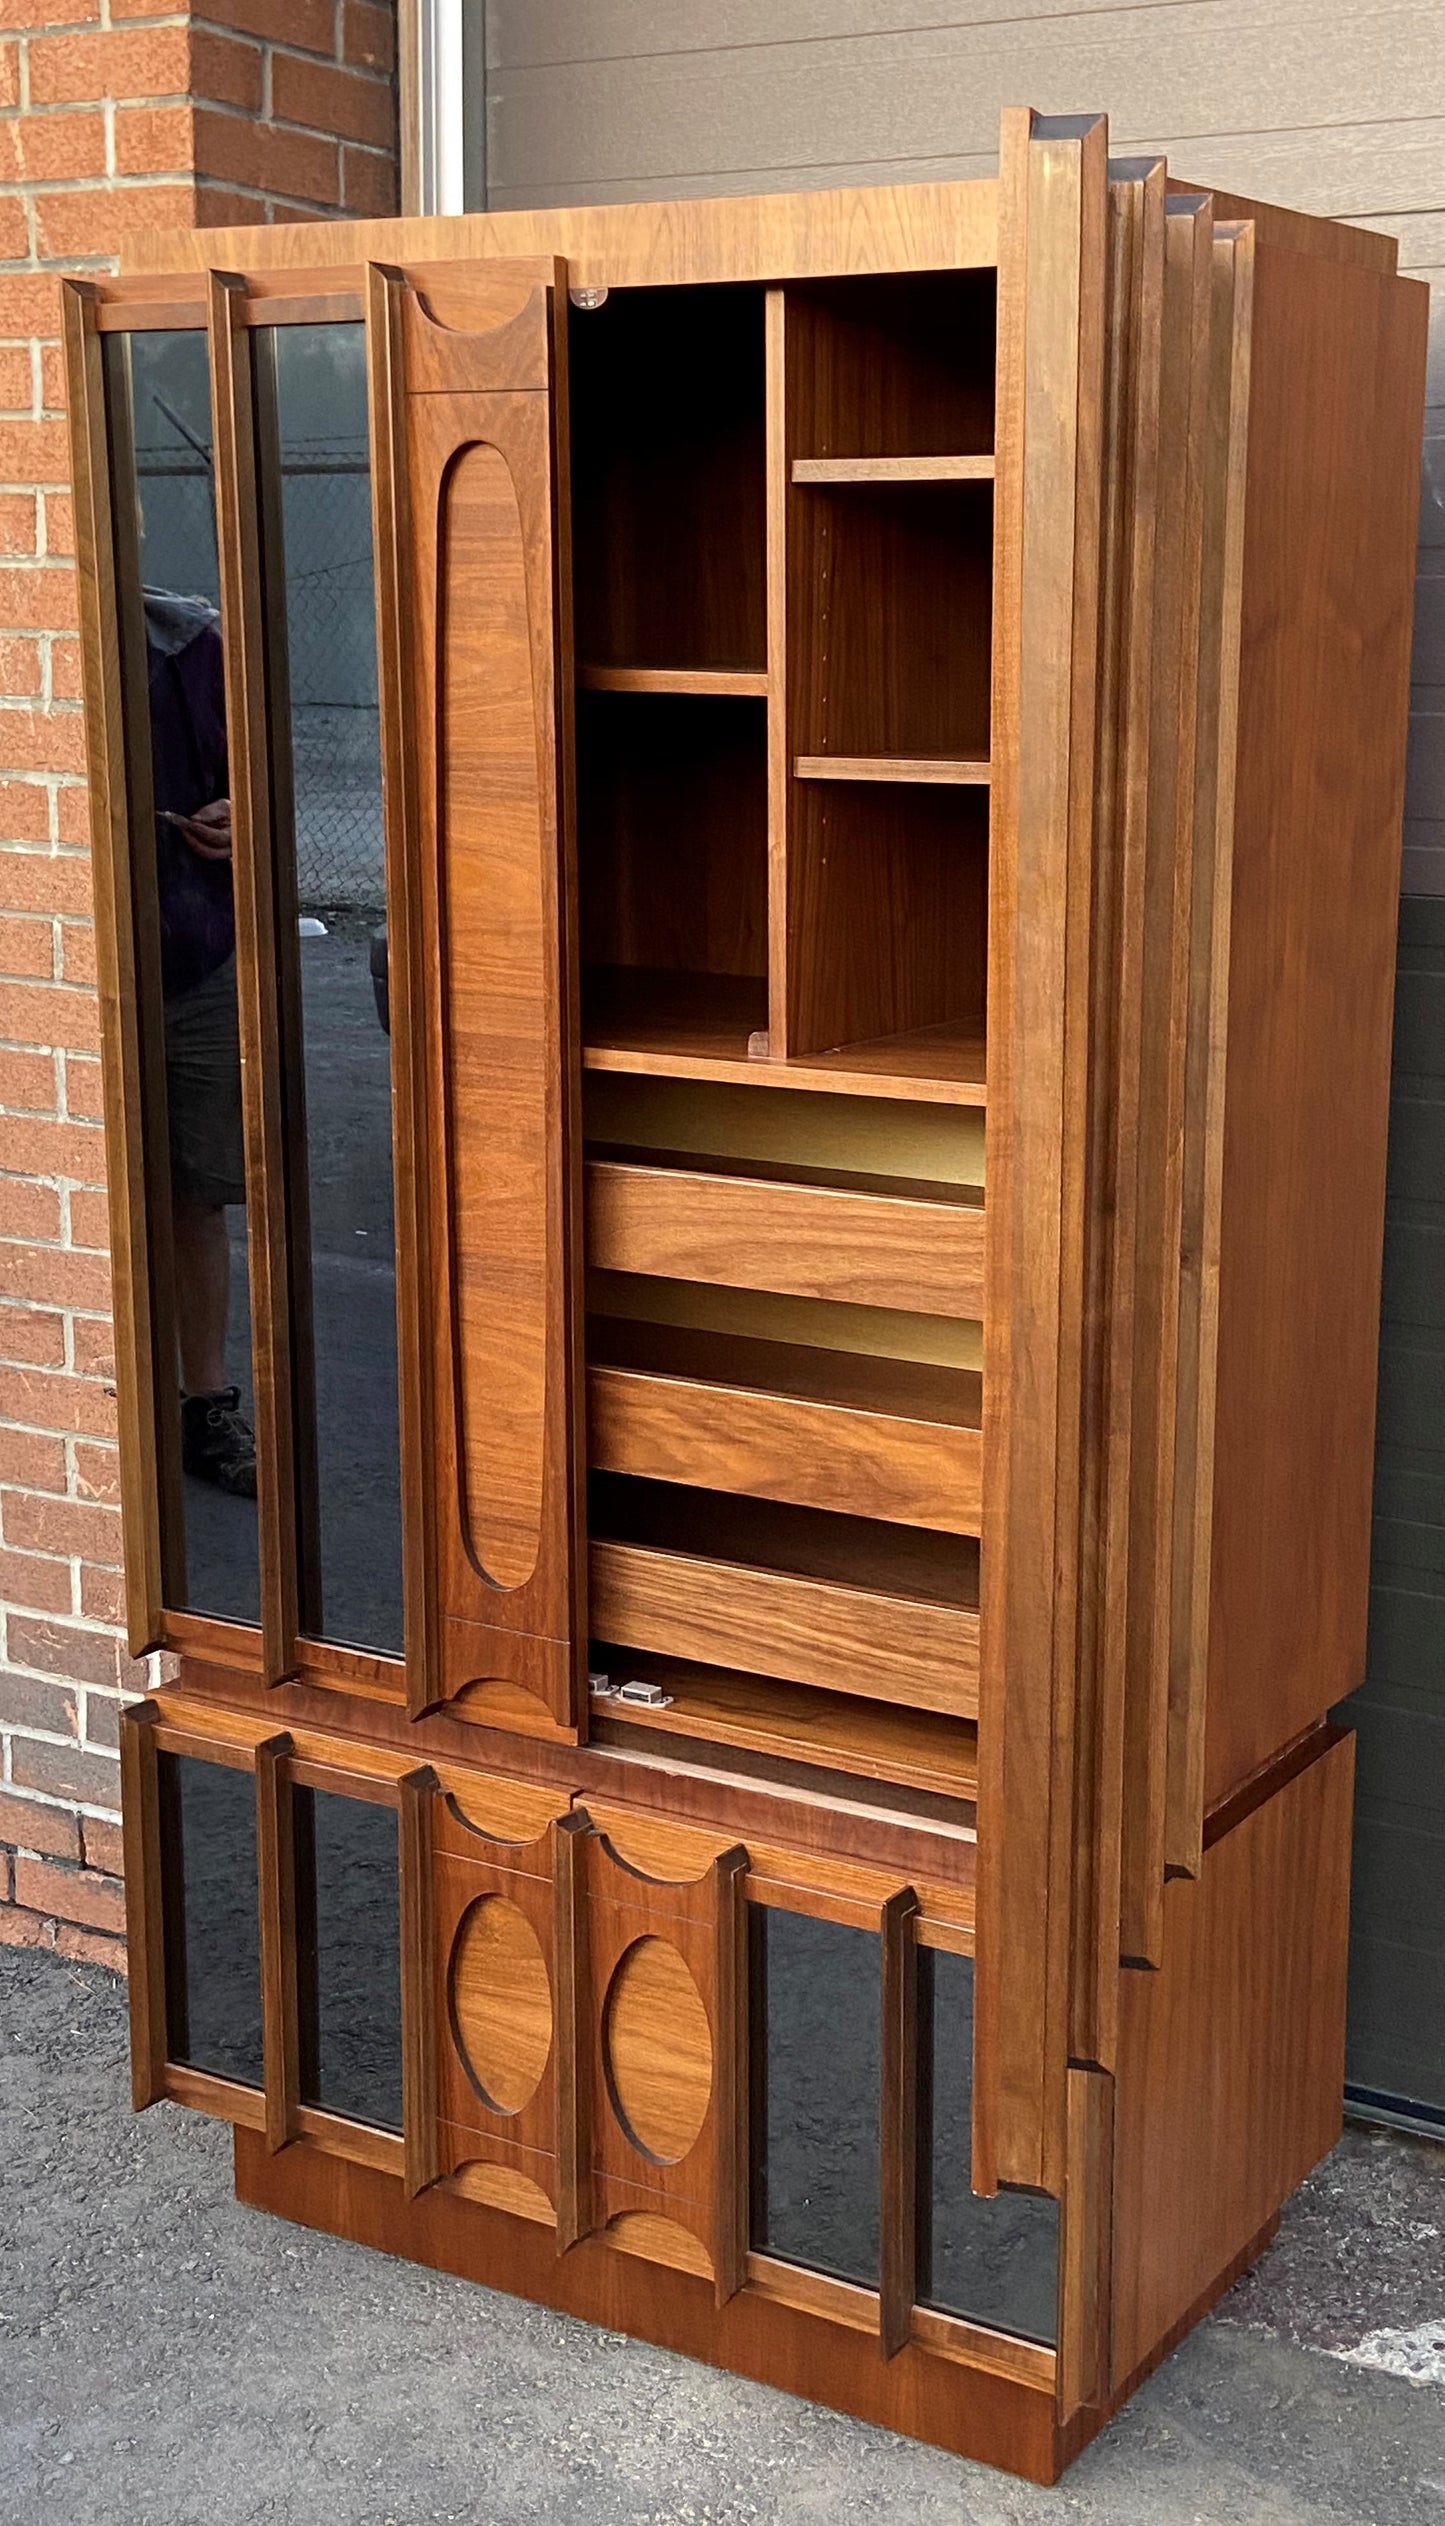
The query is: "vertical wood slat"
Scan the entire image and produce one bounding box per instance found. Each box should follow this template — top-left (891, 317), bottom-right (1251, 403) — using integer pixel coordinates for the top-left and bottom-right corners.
top-left (118, 1699), bottom-right (167, 2108)
top-left (1117, 194), bottom-right (1215, 1968)
top-left (365, 263), bottom-right (441, 1713)
top-left (206, 271), bottom-right (300, 1687)
top-left (254, 1730), bottom-right (298, 2151)
top-left (710, 1846), bottom-right (749, 2306)
top-left (552, 1808), bottom-right (592, 2251)
top-left (763, 282), bottom-right (788, 1060)
top-left (398, 1765), bottom-right (440, 2196)
top-left (879, 1884), bottom-right (919, 2359)
top-left (60, 285), bottom-right (175, 1650)
top-left (1058, 2063), bottom-right (1114, 2418)
top-left (1069, 157), bottom-right (1167, 2073)
top-left (1164, 226), bottom-right (1255, 1879)
top-left (976, 108), bottom-right (1109, 2198)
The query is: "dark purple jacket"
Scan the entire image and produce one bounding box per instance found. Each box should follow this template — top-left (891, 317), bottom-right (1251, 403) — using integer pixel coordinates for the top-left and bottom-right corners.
top-left (144, 591), bottom-right (232, 1001)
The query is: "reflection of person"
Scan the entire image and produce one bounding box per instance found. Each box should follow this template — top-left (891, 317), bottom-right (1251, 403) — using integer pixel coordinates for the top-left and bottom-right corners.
top-left (145, 590), bottom-right (256, 1496)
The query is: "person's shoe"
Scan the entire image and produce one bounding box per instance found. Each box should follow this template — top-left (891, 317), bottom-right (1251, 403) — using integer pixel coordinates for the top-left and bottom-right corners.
top-left (181, 1386), bottom-right (257, 1496)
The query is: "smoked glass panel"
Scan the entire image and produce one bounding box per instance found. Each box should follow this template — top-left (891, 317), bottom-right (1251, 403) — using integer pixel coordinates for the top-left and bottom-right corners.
top-left (157, 1751), bottom-right (263, 2086)
top-left (749, 1905), bottom-right (880, 2286)
top-left (104, 328), bottom-right (261, 1627)
top-left (294, 1786), bottom-right (403, 2132)
top-left (252, 320), bottom-right (403, 1655)
top-left (918, 1948), bottom-right (1059, 2343)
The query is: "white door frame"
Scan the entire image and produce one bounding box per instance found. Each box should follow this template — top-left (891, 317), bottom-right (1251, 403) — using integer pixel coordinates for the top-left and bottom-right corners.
top-left (405, 0), bottom-right (476, 215)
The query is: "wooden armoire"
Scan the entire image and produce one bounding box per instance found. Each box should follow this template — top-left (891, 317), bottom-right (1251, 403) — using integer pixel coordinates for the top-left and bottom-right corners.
top-left (65, 108), bottom-right (1426, 2482)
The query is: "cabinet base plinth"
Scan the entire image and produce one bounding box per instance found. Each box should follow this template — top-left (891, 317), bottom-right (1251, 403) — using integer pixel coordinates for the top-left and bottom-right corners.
top-left (234, 2128), bottom-right (1065, 2482)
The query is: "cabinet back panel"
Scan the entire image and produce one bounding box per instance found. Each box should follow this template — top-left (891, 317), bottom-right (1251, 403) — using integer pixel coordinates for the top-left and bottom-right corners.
top-left (785, 784), bottom-right (988, 1058)
top-left (785, 273), bottom-right (997, 462)
top-left (569, 284), bottom-right (766, 671)
top-left (577, 691), bottom-right (767, 978)
top-left (792, 485), bottom-right (993, 762)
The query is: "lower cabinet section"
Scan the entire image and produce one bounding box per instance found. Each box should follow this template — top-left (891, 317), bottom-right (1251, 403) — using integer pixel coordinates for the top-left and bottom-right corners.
top-left (119, 1693), bottom-right (1351, 2484)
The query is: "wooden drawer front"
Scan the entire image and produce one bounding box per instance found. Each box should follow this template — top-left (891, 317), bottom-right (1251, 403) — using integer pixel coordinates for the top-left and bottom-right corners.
top-left (591, 1538), bottom-right (978, 1718)
top-left (586, 1159), bottom-right (984, 1316)
top-left (588, 1365), bottom-right (981, 1533)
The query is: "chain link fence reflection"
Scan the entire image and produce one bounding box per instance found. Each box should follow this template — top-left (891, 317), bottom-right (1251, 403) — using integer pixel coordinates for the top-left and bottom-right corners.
top-left (138, 449), bottom-right (385, 918)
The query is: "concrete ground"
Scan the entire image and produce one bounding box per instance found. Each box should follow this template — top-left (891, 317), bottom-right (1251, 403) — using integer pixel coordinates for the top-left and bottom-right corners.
top-left (2, 1945), bottom-right (1443, 2526)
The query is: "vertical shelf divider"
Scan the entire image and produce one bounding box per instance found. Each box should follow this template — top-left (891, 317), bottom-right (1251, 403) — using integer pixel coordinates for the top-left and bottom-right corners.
top-left (764, 284), bottom-right (790, 1062)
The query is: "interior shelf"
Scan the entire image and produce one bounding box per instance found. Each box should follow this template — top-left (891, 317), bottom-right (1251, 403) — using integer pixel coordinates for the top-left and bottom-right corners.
top-left (792, 455), bottom-right (995, 484)
top-left (794, 754), bottom-right (991, 786)
top-left (578, 665), bottom-right (769, 697)
top-left (587, 1314), bottom-right (982, 1532)
top-left (588, 1647), bottom-right (981, 1807)
top-left (581, 967), bottom-right (987, 1106)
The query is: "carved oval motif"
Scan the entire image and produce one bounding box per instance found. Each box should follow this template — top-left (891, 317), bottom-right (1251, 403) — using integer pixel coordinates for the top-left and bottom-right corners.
top-left (603, 1935), bottom-right (713, 2165)
top-left (440, 437), bottom-right (549, 1593)
top-left (448, 1894), bottom-right (553, 2116)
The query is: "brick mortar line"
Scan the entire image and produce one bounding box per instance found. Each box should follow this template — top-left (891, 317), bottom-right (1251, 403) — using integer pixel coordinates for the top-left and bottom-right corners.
top-left (8, 17), bottom-right (386, 79)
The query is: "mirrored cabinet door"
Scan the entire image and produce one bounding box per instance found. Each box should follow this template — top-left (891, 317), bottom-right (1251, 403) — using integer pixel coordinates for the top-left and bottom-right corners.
top-left (102, 324), bottom-right (263, 1632)
top-left (250, 318), bottom-right (404, 1658)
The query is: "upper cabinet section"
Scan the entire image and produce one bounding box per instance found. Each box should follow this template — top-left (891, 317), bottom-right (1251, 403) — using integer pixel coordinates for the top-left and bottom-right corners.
top-left (65, 258), bottom-right (587, 1733)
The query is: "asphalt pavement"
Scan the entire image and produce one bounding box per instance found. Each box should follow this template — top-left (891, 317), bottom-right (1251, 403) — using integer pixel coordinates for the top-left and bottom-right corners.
top-left (2, 1943), bottom-right (1443, 2526)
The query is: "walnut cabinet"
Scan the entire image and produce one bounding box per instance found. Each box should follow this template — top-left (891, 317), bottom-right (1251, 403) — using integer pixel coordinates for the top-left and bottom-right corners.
top-left (66, 110), bottom-right (1427, 2482)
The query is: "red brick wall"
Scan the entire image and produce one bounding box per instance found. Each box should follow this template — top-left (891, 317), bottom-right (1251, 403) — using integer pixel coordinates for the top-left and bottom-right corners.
top-left (0, 4), bottom-right (398, 1971)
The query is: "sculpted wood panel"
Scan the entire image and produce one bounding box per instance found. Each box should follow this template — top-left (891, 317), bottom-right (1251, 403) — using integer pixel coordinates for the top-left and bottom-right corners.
top-left (449, 1894), bottom-right (554, 2115)
top-left (604, 1936), bottom-right (714, 2163)
top-left (439, 434), bottom-right (551, 1594)
top-left (375, 259), bottom-right (586, 1731)
top-left (429, 1790), bottom-right (576, 2217)
top-left (583, 1829), bottom-right (748, 2300)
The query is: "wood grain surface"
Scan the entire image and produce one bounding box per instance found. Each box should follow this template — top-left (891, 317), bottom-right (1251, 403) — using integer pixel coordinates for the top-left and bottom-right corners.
top-left (1203, 245), bottom-right (1428, 1805)
top-left (590, 1535), bottom-right (978, 1715)
top-left (586, 1155), bottom-right (983, 1314)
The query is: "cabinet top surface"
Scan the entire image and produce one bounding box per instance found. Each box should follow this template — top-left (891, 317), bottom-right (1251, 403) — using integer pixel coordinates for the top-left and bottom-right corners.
top-left (118, 177), bottom-right (1004, 290)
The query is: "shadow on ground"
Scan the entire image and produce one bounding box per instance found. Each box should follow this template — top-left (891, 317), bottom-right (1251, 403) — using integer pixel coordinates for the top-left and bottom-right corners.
top-left (2, 1945), bottom-right (1443, 2526)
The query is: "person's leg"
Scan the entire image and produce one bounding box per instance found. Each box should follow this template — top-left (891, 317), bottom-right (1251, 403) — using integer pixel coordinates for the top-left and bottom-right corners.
top-left (171, 1197), bottom-right (231, 1396)
top-left (164, 957), bottom-right (255, 1494)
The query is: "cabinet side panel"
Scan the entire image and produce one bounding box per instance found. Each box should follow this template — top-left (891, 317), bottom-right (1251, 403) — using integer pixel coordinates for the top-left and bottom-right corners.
top-left (1204, 254), bottom-right (1427, 1807)
top-left (1110, 1730), bottom-right (1353, 2389)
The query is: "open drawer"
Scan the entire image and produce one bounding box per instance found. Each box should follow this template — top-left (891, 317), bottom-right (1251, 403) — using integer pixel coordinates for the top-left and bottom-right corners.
top-left (587, 1316), bottom-right (981, 1532)
top-left (586, 1153), bottom-right (984, 1316)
